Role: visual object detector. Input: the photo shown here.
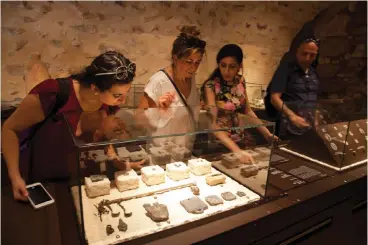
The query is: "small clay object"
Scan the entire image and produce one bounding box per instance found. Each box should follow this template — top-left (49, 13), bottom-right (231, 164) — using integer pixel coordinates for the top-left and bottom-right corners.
top-left (205, 195), bottom-right (223, 206)
top-left (180, 196), bottom-right (208, 214)
top-left (118, 218), bottom-right (128, 232)
top-left (143, 202), bottom-right (169, 222)
top-left (221, 192), bottom-right (237, 201)
top-left (236, 191), bottom-right (246, 197)
top-left (118, 202), bottom-right (132, 217)
top-left (116, 235), bottom-right (120, 239)
top-left (90, 174), bottom-right (105, 182)
top-left (106, 225), bottom-right (114, 235)
top-left (190, 186), bottom-right (200, 195)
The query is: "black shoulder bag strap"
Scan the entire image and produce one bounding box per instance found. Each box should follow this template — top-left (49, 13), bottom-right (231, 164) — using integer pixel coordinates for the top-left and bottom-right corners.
top-left (159, 69), bottom-right (195, 124)
top-left (26, 78), bottom-right (71, 182)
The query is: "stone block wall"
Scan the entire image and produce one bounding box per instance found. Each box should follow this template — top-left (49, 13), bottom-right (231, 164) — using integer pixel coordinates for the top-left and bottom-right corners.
top-left (1, 1), bottom-right (331, 103)
top-left (315, 1), bottom-right (367, 110)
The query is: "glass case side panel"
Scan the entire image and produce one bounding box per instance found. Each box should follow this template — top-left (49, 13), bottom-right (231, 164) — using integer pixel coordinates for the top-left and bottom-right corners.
top-left (120, 85), bottom-right (145, 109)
top-left (194, 122), bottom-right (275, 197)
top-left (342, 119), bottom-right (368, 168)
top-left (247, 84), bottom-right (266, 110)
top-left (67, 148), bottom-right (86, 243)
top-left (279, 100), bottom-right (343, 169)
top-left (199, 106), bottom-right (273, 132)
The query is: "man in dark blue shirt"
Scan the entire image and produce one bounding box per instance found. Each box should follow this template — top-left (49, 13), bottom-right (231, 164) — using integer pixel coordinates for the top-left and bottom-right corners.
top-left (267, 38), bottom-right (320, 137)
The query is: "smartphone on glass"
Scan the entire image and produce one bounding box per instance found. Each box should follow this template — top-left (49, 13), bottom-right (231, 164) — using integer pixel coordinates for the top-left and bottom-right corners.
top-left (26, 183), bottom-right (55, 210)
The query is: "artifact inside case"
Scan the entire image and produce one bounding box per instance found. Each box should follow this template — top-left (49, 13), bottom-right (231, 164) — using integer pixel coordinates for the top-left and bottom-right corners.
top-left (64, 106), bottom-right (275, 245)
top-left (279, 100), bottom-right (367, 171)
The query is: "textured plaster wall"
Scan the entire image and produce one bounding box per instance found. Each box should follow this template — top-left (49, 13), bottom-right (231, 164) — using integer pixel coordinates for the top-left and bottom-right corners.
top-left (1, 1), bottom-right (331, 103)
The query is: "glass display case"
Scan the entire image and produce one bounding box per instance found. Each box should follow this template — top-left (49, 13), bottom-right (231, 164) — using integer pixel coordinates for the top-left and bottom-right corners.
top-left (279, 100), bottom-right (368, 172)
top-left (246, 84), bottom-right (266, 110)
top-left (63, 105), bottom-right (276, 245)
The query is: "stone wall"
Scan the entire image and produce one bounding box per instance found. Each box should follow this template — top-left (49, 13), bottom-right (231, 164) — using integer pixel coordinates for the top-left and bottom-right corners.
top-left (1, 1), bottom-right (331, 103)
top-left (315, 1), bottom-right (367, 110)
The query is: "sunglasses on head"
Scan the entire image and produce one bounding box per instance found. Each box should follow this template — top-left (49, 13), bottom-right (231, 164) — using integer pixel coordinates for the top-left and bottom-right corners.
top-left (94, 63), bottom-right (136, 80)
top-left (304, 37), bottom-right (320, 46)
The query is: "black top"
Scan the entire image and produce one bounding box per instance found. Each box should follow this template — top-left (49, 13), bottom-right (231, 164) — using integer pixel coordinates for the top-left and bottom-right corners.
top-left (268, 60), bottom-right (319, 103)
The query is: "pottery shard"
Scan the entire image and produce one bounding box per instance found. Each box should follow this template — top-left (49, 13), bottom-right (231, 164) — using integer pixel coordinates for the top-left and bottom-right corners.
top-left (221, 192), bottom-right (237, 201)
top-left (143, 203), bottom-right (169, 222)
top-left (180, 196), bottom-right (208, 214)
top-left (205, 195), bottom-right (223, 206)
top-left (118, 218), bottom-right (128, 232)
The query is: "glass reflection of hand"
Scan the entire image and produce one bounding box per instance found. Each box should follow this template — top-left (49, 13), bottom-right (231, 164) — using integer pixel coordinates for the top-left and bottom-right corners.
top-left (101, 116), bottom-right (131, 140)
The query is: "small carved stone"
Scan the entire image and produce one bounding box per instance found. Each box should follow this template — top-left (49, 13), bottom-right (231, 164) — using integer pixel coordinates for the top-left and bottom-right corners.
top-left (236, 191), bottom-right (246, 197)
top-left (221, 192), bottom-right (237, 201)
top-left (143, 202), bottom-right (169, 222)
top-left (205, 195), bottom-right (223, 206)
top-left (118, 218), bottom-right (128, 232)
top-left (106, 225), bottom-right (114, 235)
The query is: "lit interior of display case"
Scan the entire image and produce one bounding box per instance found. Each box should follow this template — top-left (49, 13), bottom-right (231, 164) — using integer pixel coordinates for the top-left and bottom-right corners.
top-left (279, 100), bottom-right (368, 171)
top-left (63, 105), bottom-right (277, 245)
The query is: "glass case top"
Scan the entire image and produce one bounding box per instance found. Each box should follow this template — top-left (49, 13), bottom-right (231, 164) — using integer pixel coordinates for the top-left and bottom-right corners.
top-left (63, 105), bottom-right (275, 148)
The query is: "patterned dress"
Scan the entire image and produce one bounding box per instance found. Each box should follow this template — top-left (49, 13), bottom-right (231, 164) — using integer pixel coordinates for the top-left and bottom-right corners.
top-left (202, 75), bottom-right (255, 145)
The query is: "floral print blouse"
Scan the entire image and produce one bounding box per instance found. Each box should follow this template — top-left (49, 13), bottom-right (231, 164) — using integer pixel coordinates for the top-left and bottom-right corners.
top-left (202, 75), bottom-right (254, 144)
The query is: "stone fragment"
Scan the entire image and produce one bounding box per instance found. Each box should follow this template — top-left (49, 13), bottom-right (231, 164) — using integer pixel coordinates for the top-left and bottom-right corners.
top-left (236, 191), bottom-right (246, 197)
top-left (143, 203), bottom-right (169, 222)
top-left (221, 192), bottom-right (237, 201)
top-left (118, 219), bottom-right (128, 232)
top-left (205, 195), bottom-right (223, 206)
top-left (180, 197), bottom-right (208, 214)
